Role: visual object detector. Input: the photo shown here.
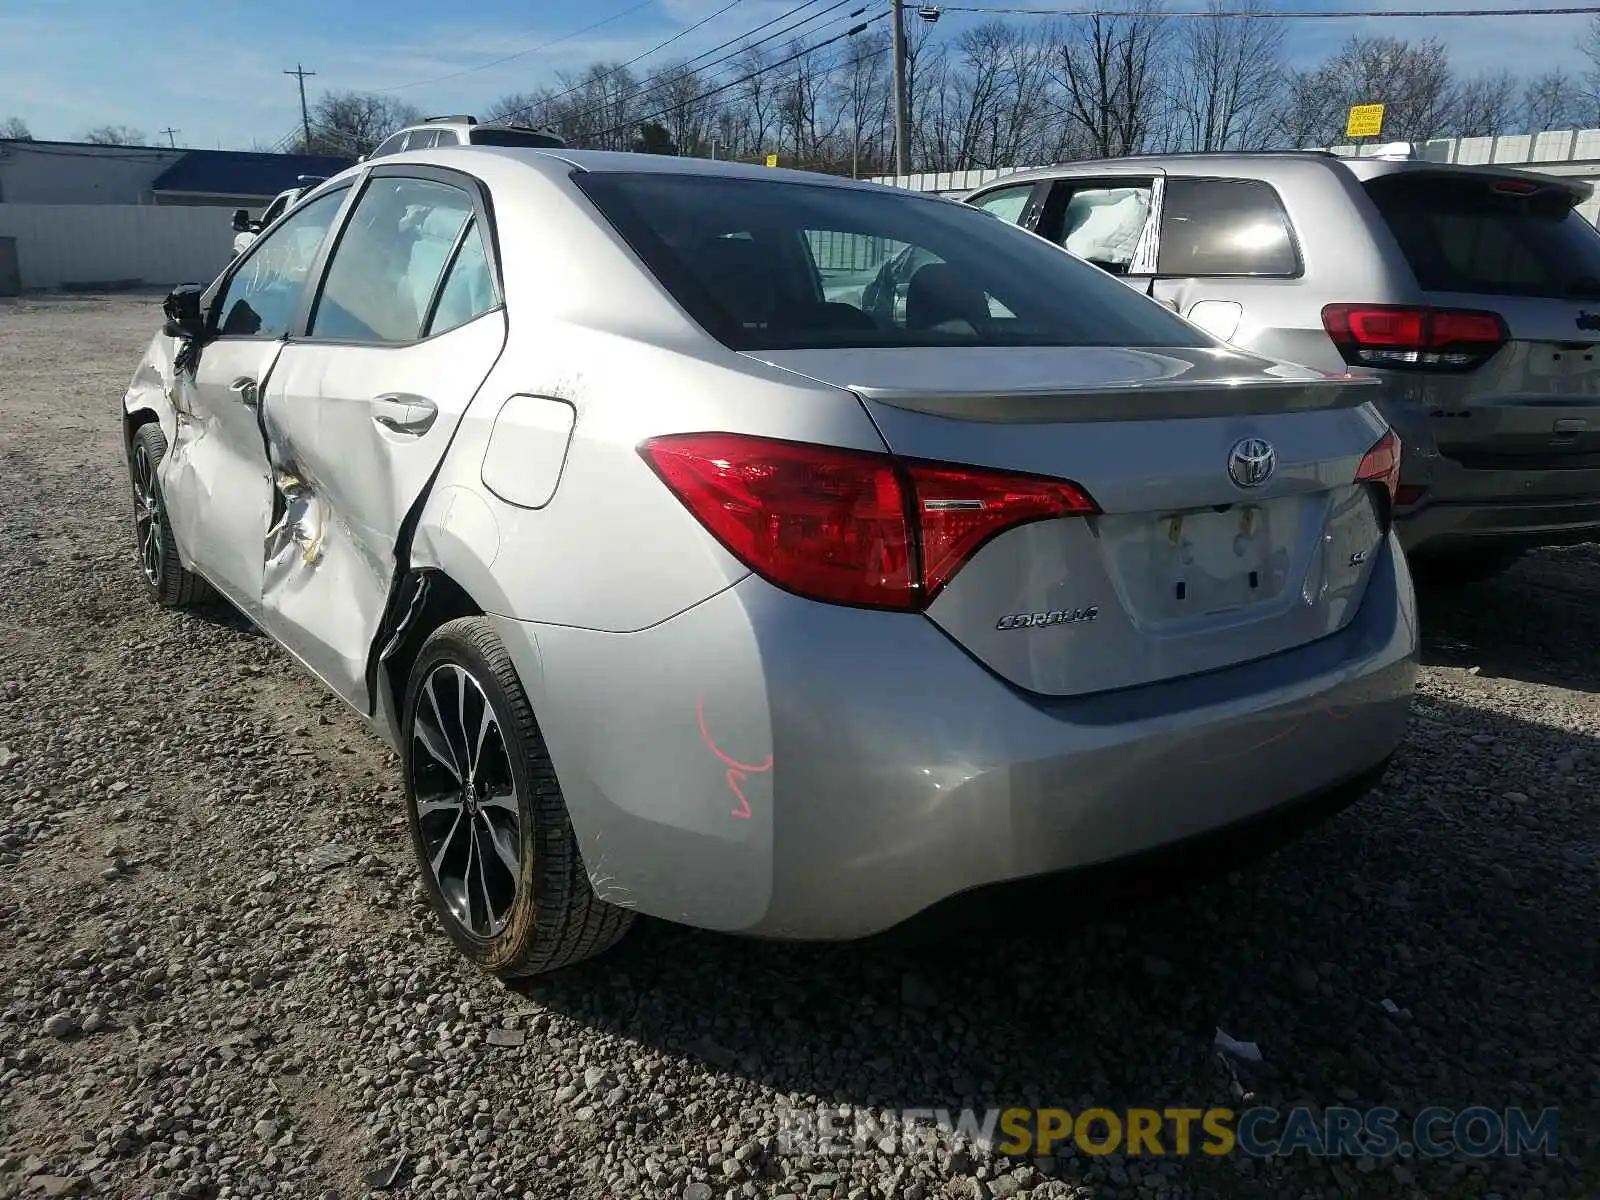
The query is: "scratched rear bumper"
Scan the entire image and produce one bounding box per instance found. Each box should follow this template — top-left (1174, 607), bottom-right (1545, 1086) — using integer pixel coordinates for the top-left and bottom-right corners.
top-left (491, 537), bottom-right (1416, 940)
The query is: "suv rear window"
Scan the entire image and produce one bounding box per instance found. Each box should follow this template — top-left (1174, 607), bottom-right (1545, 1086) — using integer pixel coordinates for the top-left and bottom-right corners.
top-left (574, 172), bottom-right (1210, 352)
top-left (1365, 173), bottom-right (1600, 299)
top-left (470, 127), bottom-right (564, 148)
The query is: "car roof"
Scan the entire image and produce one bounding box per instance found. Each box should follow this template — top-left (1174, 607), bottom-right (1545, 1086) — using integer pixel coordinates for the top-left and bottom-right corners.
top-left (512, 146), bottom-right (954, 195)
top-left (343, 143), bottom-right (954, 198)
top-left (966, 150), bottom-right (1593, 201)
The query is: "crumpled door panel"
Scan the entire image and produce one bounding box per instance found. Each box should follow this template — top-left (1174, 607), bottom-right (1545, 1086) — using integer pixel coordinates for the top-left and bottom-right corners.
top-left (256, 314), bottom-right (507, 711)
top-left (160, 339), bottom-right (283, 615)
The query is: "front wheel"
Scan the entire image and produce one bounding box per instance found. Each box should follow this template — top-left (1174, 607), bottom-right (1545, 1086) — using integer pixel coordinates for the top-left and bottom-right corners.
top-left (128, 422), bottom-right (211, 608)
top-left (402, 617), bottom-right (634, 977)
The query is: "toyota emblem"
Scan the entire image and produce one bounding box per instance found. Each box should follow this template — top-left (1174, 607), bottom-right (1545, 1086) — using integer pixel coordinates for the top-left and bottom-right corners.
top-left (1228, 437), bottom-right (1275, 488)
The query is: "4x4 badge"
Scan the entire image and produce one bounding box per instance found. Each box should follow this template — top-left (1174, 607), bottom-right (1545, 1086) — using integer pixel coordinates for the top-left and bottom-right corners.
top-left (1576, 311), bottom-right (1600, 332)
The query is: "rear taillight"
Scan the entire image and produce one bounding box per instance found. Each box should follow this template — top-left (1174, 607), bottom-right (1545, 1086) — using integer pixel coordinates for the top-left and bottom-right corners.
top-left (1321, 304), bottom-right (1507, 371)
top-left (640, 433), bottom-right (1097, 611)
top-left (1355, 428), bottom-right (1403, 516)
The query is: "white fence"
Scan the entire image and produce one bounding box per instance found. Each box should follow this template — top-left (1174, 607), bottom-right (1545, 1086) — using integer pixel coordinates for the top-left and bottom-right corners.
top-left (0, 203), bottom-right (234, 290)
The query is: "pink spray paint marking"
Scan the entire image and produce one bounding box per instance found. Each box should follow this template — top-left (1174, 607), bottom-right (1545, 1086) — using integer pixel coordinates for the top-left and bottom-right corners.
top-left (696, 697), bottom-right (772, 820)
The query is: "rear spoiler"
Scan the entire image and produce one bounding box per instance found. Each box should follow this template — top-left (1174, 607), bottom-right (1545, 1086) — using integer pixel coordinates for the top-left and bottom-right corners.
top-left (1344, 158), bottom-right (1593, 205)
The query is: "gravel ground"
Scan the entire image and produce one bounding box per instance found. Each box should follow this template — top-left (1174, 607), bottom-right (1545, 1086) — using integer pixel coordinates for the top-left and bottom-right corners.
top-left (0, 293), bottom-right (1597, 1200)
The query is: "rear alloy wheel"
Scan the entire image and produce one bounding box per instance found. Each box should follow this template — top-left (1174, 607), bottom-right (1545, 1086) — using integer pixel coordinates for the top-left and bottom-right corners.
top-left (128, 422), bottom-right (211, 608)
top-left (1410, 548), bottom-right (1525, 589)
top-left (402, 617), bottom-right (634, 977)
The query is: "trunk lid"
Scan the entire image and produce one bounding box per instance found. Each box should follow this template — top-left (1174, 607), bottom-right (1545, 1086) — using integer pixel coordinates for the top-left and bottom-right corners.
top-left (750, 345), bottom-right (1390, 696)
top-left (1364, 170), bottom-right (1600, 469)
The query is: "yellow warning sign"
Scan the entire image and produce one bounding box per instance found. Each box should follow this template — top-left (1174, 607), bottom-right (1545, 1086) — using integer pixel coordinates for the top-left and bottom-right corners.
top-left (1345, 103), bottom-right (1385, 139)
top-left (765, 153), bottom-right (779, 167)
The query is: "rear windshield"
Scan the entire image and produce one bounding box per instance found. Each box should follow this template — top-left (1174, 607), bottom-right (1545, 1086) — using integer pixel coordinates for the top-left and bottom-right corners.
top-left (574, 172), bottom-right (1211, 351)
top-left (471, 127), bottom-right (564, 149)
top-left (1366, 173), bottom-right (1600, 299)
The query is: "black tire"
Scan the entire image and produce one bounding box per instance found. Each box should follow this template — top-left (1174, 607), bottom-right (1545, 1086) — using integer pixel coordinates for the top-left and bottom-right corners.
top-left (128, 422), bottom-right (212, 608)
top-left (1410, 548), bottom-right (1525, 589)
top-left (402, 616), bottom-right (634, 977)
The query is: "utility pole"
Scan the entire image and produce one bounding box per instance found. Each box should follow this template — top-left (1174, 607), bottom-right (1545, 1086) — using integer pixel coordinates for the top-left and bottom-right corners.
top-left (890, 0), bottom-right (910, 177)
top-left (284, 63), bottom-right (316, 149)
top-left (160, 127), bottom-right (179, 148)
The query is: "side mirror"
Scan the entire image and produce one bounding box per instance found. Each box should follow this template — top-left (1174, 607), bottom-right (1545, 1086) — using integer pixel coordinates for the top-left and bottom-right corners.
top-left (162, 284), bottom-right (207, 341)
top-left (231, 208), bottom-right (252, 232)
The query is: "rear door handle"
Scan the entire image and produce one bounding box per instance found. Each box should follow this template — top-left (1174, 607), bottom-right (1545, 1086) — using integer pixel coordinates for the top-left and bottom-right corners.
top-left (228, 378), bottom-right (259, 409)
top-left (370, 394), bottom-right (438, 436)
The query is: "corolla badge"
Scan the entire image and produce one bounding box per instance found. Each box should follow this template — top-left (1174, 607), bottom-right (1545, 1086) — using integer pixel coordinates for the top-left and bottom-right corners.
top-left (1227, 437), bottom-right (1275, 489)
top-left (1577, 311), bottom-right (1600, 332)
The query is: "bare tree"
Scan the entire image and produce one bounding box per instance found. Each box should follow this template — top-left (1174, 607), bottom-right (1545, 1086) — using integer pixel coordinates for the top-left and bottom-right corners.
top-left (648, 62), bottom-right (719, 157)
top-left (1053, 4), bottom-right (1170, 157)
top-left (1169, 0), bottom-right (1286, 152)
top-left (1275, 35), bottom-right (1454, 147)
top-left (80, 125), bottom-right (146, 146)
top-left (728, 46), bottom-right (780, 159)
top-left (776, 36), bottom-right (849, 168)
top-left (917, 21), bottom-right (1067, 171)
top-left (835, 29), bottom-right (892, 175)
top-left (1582, 14), bottom-right (1600, 121)
top-left (1449, 71), bottom-right (1521, 137)
top-left (0, 116), bottom-right (29, 140)
top-left (1523, 70), bottom-right (1585, 132)
top-left (299, 92), bottom-right (421, 156)
top-left (557, 63), bottom-right (645, 150)
top-left (484, 92), bottom-right (547, 126)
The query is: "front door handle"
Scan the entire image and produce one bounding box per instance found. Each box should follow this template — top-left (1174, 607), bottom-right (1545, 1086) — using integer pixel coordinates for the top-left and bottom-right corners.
top-left (228, 377), bottom-right (259, 409)
top-left (370, 394), bottom-right (438, 437)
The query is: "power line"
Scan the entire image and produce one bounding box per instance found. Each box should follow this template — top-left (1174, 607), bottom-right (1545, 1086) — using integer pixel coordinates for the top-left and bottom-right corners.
top-left (552, 0), bottom-right (867, 133)
top-left (160, 128), bottom-right (180, 148)
top-left (495, 0), bottom-right (760, 127)
top-left (590, 12), bottom-right (887, 138)
top-left (377, 0), bottom-right (659, 92)
top-left (930, 3), bottom-right (1600, 17)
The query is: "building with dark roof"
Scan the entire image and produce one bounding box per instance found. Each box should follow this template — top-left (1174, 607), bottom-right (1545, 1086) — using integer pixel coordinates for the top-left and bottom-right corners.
top-left (0, 138), bottom-right (352, 207)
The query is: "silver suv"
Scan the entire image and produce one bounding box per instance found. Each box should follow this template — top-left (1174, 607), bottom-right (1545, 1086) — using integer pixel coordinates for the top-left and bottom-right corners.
top-left (965, 150), bottom-right (1600, 581)
top-left (365, 114), bottom-right (564, 160)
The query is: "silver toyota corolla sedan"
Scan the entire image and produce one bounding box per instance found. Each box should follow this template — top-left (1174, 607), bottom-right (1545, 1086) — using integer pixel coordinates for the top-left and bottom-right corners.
top-left (122, 146), bottom-right (1418, 977)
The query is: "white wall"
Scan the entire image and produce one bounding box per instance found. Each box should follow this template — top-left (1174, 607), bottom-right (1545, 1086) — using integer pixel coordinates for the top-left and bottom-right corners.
top-left (0, 203), bottom-right (234, 289)
top-left (0, 142), bottom-right (183, 205)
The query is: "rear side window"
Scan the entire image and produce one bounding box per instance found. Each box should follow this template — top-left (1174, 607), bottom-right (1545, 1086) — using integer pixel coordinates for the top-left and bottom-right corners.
top-left (427, 221), bottom-right (497, 336)
top-left (575, 172), bottom-right (1209, 352)
top-left (1366, 173), bottom-right (1600, 298)
top-left (1158, 178), bottom-right (1299, 277)
top-left (970, 185), bottom-right (1034, 224)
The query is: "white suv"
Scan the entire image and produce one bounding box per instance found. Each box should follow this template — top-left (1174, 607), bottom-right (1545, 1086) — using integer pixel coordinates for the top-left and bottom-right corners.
top-left (364, 115), bottom-right (564, 160)
top-left (230, 178), bottom-right (325, 258)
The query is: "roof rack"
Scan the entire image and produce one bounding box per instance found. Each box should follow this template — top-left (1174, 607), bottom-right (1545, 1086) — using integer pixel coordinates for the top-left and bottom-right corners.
top-left (424, 114), bottom-right (477, 125)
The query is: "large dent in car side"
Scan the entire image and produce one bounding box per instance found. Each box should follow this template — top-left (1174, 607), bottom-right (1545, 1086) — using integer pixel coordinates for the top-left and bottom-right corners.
top-left (258, 380), bottom-right (405, 714)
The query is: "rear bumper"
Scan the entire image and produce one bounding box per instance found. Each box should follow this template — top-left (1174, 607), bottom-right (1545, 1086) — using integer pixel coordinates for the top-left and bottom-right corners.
top-left (495, 535), bottom-right (1418, 941)
top-left (1396, 465), bottom-right (1600, 555)
top-left (1398, 495), bottom-right (1600, 554)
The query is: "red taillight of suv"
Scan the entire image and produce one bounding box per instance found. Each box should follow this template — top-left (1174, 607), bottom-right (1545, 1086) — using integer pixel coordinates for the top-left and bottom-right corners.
top-left (1321, 304), bottom-right (1508, 372)
top-left (639, 433), bottom-right (1098, 611)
